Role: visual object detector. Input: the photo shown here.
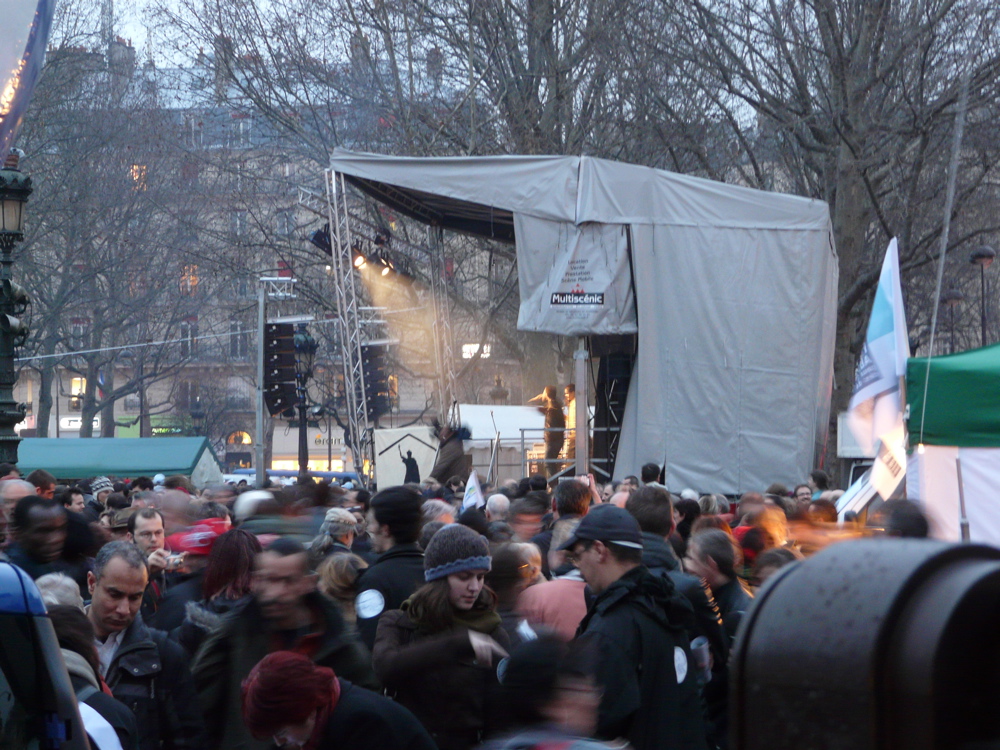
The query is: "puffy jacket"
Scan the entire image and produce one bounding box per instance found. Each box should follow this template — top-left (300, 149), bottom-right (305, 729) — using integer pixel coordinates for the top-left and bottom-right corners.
top-left (354, 542), bottom-right (426, 650)
top-left (577, 566), bottom-right (707, 750)
top-left (192, 591), bottom-right (378, 750)
top-left (373, 609), bottom-right (509, 750)
top-left (103, 614), bottom-right (208, 750)
top-left (172, 594), bottom-right (252, 656)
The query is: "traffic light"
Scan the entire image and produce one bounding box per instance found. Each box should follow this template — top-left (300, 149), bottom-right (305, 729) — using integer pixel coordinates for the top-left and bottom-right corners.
top-left (263, 322), bottom-right (297, 417)
top-left (0, 279), bottom-right (29, 347)
top-left (361, 343), bottom-right (391, 421)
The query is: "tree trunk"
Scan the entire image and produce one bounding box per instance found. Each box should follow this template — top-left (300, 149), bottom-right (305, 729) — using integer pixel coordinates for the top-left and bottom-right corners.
top-left (101, 369), bottom-right (116, 437)
top-left (79, 365), bottom-right (99, 438)
top-left (827, 146), bottom-right (873, 475)
top-left (36, 363), bottom-right (54, 438)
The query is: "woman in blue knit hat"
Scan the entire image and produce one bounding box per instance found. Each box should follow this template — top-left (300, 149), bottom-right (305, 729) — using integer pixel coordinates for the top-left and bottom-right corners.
top-left (372, 523), bottom-right (510, 750)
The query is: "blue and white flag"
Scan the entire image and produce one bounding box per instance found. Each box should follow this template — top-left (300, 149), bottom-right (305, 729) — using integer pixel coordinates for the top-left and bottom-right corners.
top-left (462, 469), bottom-right (485, 511)
top-left (848, 238), bottom-right (910, 498)
top-left (1, 0), bottom-right (56, 162)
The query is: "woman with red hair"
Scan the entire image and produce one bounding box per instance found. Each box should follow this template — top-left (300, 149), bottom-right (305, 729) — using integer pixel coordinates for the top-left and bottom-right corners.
top-left (241, 651), bottom-right (435, 750)
top-left (173, 528), bottom-right (262, 654)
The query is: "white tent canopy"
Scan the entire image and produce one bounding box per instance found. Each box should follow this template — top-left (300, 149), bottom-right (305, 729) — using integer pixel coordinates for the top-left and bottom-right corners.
top-left (329, 150), bottom-right (838, 494)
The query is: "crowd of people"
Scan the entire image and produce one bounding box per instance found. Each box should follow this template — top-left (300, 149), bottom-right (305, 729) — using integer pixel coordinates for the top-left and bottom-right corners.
top-left (0, 460), bottom-right (929, 750)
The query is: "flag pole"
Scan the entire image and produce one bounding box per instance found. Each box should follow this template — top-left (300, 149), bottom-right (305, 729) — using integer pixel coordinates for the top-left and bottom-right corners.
top-left (956, 456), bottom-right (970, 542)
top-left (917, 61), bottom-right (972, 445)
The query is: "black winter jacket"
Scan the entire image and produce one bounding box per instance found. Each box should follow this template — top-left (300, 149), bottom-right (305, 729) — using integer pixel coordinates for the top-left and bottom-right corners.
top-left (300, 679), bottom-right (438, 750)
top-left (641, 531), bottom-right (730, 748)
top-left (354, 542), bottom-right (426, 650)
top-left (576, 566), bottom-right (707, 750)
top-left (640, 532), bottom-right (728, 666)
top-left (192, 591), bottom-right (379, 750)
top-left (148, 570), bottom-right (203, 631)
top-left (104, 614), bottom-right (208, 750)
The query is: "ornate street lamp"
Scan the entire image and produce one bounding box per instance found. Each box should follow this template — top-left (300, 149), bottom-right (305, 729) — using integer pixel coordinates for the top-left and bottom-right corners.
top-left (970, 245), bottom-right (996, 348)
top-left (489, 374), bottom-right (509, 405)
top-left (0, 149), bottom-right (32, 462)
top-left (293, 324), bottom-right (318, 480)
top-left (189, 397), bottom-right (206, 436)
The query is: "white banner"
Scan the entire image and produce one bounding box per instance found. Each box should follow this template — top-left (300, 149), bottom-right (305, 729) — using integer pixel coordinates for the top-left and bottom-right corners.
top-left (515, 214), bottom-right (637, 336)
top-left (373, 426), bottom-right (438, 489)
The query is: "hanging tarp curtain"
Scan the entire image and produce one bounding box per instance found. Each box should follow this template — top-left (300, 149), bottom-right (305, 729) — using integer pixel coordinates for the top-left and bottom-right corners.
top-left (328, 149), bottom-right (838, 494)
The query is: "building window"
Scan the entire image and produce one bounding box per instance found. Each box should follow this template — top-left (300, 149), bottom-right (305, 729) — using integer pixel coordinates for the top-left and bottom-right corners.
top-left (231, 210), bottom-right (248, 236)
top-left (226, 377), bottom-right (253, 410)
top-left (130, 164), bottom-right (148, 191)
top-left (227, 430), bottom-right (252, 445)
top-left (277, 210), bottom-right (295, 237)
top-left (123, 392), bottom-right (141, 411)
top-left (461, 343), bottom-right (491, 359)
top-left (69, 377), bottom-right (86, 411)
top-left (127, 272), bottom-right (148, 297)
top-left (180, 318), bottom-right (198, 357)
top-left (229, 319), bottom-right (249, 359)
top-left (175, 380), bottom-right (198, 410)
top-left (180, 264), bottom-right (199, 295)
top-left (234, 277), bottom-right (251, 299)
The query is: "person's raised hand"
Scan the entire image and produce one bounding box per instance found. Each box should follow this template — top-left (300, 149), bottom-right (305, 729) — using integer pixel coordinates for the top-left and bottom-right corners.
top-left (468, 631), bottom-right (508, 667)
top-left (147, 547), bottom-right (169, 576)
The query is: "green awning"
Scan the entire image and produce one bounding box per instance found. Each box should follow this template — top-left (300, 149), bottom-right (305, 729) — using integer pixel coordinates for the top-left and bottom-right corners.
top-left (16, 437), bottom-right (223, 480)
top-left (907, 343), bottom-right (1000, 447)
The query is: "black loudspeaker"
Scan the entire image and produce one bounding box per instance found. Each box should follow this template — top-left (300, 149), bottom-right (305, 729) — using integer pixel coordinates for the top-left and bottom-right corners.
top-left (592, 337), bottom-right (635, 478)
top-left (732, 539), bottom-right (1000, 750)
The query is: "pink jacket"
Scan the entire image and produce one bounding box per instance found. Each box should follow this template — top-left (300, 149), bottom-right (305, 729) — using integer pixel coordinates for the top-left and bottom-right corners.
top-left (517, 573), bottom-right (588, 641)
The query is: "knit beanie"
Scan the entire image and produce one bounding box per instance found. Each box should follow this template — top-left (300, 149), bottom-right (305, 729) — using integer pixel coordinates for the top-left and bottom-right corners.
top-left (423, 523), bottom-right (491, 582)
top-left (91, 476), bottom-right (113, 495)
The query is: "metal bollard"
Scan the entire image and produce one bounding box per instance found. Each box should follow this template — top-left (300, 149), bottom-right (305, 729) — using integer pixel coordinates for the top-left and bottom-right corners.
top-left (730, 539), bottom-right (1000, 750)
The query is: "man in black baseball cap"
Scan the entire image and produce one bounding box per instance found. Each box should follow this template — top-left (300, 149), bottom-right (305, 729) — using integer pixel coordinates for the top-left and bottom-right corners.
top-left (562, 504), bottom-right (708, 750)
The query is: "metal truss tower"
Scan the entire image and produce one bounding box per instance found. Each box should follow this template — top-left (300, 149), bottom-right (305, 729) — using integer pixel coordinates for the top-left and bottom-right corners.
top-left (325, 171), bottom-right (373, 482)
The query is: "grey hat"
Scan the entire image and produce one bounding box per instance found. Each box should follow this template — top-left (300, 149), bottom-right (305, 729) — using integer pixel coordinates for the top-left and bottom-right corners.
top-left (321, 507), bottom-right (358, 537)
top-left (423, 523), bottom-right (491, 582)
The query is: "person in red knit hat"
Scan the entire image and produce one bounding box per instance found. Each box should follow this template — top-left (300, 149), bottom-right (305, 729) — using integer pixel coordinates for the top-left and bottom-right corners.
top-left (241, 651), bottom-right (435, 750)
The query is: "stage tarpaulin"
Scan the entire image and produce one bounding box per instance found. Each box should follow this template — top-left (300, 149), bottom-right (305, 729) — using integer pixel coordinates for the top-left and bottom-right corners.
top-left (328, 149), bottom-right (838, 494)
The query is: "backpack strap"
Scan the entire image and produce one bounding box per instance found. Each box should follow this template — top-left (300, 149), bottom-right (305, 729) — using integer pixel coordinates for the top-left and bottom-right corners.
top-left (75, 684), bottom-right (100, 703)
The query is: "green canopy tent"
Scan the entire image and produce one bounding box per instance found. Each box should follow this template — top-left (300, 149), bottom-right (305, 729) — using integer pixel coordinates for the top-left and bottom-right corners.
top-left (905, 342), bottom-right (1000, 543)
top-left (16, 437), bottom-right (224, 485)
top-left (907, 342), bottom-right (1000, 447)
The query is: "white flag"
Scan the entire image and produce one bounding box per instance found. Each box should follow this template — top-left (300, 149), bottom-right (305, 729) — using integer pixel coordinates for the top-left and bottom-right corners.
top-left (847, 238), bottom-right (910, 499)
top-left (462, 469), bottom-right (485, 511)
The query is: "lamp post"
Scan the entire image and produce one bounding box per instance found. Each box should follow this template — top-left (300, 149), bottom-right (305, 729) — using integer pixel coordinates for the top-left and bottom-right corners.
top-left (293, 324), bottom-right (318, 481)
top-left (0, 149), bottom-right (32, 464)
top-left (941, 289), bottom-right (964, 354)
top-left (189, 397), bottom-right (205, 437)
top-left (970, 245), bottom-right (996, 348)
top-left (489, 374), bottom-right (509, 405)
